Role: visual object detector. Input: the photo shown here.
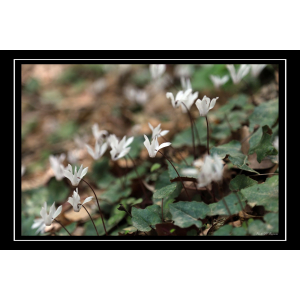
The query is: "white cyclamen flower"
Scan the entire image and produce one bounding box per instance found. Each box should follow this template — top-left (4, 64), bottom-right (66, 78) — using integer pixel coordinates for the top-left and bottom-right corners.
top-left (67, 188), bottom-right (93, 212)
top-left (31, 218), bottom-right (46, 235)
top-left (85, 140), bottom-right (108, 160)
top-left (180, 77), bottom-right (198, 113)
top-left (92, 124), bottom-right (108, 142)
top-left (110, 135), bottom-right (134, 161)
top-left (64, 164), bottom-right (88, 186)
top-left (143, 135), bottom-right (171, 158)
top-left (210, 75), bottom-right (229, 89)
top-left (251, 64), bottom-right (267, 77)
top-left (149, 64), bottom-right (166, 80)
top-left (40, 202), bottom-right (62, 226)
top-left (226, 64), bottom-right (250, 84)
top-left (166, 89), bottom-right (192, 109)
top-left (197, 154), bottom-right (224, 188)
top-left (49, 154), bottom-right (66, 181)
top-left (148, 123), bottom-right (169, 140)
top-left (195, 95), bottom-right (219, 117)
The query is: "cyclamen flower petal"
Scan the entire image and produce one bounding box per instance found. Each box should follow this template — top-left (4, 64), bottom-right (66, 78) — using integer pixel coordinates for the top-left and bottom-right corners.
top-left (109, 135), bottom-right (134, 161)
top-left (49, 154), bottom-right (66, 181)
top-left (85, 140), bottom-right (108, 160)
top-left (92, 124), bottom-right (108, 141)
top-left (210, 75), bottom-right (229, 89)
top-left (251, 64), bottom-right (267, 77)
top-left (68, 188), bottom-right (93, 212)
top-left (143, 135), bottom-right (171, 158)
top-left (149, 64), bottom-right (166, 80)
top-left (148, 123), bottom-right (169, 140)
top-left (166, 89), bottom-right (192, 108)
top-left (195, 95), bottom-right (219, 117)
top-left (31, 218), bottom-right (46, 235)
top-left (64, 164), bottom-right (88, 186)
top-left (40, 202), bottom-right (62, 226)
top-left (227, 64), bottom-right (250, 84)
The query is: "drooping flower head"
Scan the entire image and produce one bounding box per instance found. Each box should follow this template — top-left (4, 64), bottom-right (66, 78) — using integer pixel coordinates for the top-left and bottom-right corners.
top-left (197, 154), bottom-right (224, 188)
top-left (166, 89), bottom-right (192, 109)
top-left (67, 188), bottom-right (93, 212)
top-left (40, 202), bottom-right (62, 226)
top-left (210, 75), bottom-right (229, 89)
top-left (49, 154), bottom-right (66, 181)
top-left (143, 135), bottom-right (171, 158)
top-left (64, 164), bottom-right (88, 186)
top-left (250, 64), bottom-right (267, 77)
top-left (148, 123), bottom-right (169, 140)
top-left (85, 140), bottom-right (108, 160)
top-left (195, 95), bottom-right (219, 117)
top-left (149, 64), bottom-right (166, 80)
top-left (110, 135), bottom-right (134, 161)
top-left (226, 64), bottom-right (250, 84)
top-left (92, 124), bottom-right (109, 142)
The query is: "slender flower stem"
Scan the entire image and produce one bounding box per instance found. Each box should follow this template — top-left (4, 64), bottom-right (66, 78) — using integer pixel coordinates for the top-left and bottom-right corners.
top-left (205, 116), bottom-right (210, 155)
top-left (161, 198), bottom-right (164, 222)
top-left (127, 154), bottom-right (148, 200)
top-left (157, 150), bottom-right (191, 201)
top-left (82, 204), bottom-right (99, 236)
top-left (80, 179), bottom-right (108, 236)
top-left (192, 118), bottom-right (202, 154)
top-left (181, 102), bottom-right (196, 160)
top-left (160, 135), bottom-right (189, 166)
top-left (234, 191), bottom-right (248, 228)
top-left (54, 219), bottom-right (72, 236)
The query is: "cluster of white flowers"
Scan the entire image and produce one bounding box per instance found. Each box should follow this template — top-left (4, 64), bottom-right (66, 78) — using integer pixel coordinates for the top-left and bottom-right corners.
top-left (32, 63), bottom-right (272, 235)
top-left (37, 165), bottom-right (93, 231)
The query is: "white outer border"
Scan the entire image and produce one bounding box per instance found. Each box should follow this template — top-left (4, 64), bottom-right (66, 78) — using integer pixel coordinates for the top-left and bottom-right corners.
top-left (16, 59), bottom-right (285, 242)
